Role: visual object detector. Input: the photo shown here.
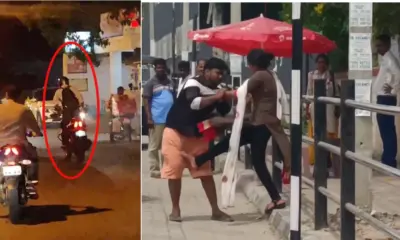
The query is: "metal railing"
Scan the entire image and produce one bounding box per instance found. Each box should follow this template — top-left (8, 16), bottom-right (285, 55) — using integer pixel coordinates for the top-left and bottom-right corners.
top-left (269, 79), bottom-right (400, 240)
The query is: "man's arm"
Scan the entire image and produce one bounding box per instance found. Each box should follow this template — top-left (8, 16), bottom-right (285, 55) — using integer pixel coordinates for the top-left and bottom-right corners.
top-left (142, 80), bottom-right (154, 123)
top-left (185, 87), bottom-right (225, 110)
top-left (53, 89), bottom-right (62, 105)
top-left (389, 57), bottom-right (400, 94)
top-left (22, 109), bottom-right (42, 134)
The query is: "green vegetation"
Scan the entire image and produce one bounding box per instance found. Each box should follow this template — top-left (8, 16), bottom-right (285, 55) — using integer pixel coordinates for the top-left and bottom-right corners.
top-left (280, 3), bottom-right (400, 71)
top-left (16, 3), bottom-right (136, 66)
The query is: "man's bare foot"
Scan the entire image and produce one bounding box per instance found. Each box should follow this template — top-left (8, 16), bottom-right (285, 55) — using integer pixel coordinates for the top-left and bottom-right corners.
top-left (180, 151), bottom-right (198, 170)
top-left (211, 210), bottom-right (234, 222)
top-left (169, 209), bottom-right (182, 222)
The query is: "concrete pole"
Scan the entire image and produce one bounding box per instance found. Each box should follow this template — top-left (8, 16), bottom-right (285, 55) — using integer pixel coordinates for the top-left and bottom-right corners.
top-left (182, 3), bottom-right (189, 61)
top-left (348, 3), bottom-right (373, 210)
top-left (149, 3), bottom-right (155, 76)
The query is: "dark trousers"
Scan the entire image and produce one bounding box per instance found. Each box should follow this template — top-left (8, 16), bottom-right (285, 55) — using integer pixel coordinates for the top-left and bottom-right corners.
top-left (61, 109), bottom-right (78, 146)
top-left (196, 124), bottom-right (281, 201)
top-left (377, 95), bottom-right (398, 168)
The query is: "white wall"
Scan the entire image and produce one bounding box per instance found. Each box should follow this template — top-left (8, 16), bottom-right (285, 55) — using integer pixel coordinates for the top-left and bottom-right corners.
top-left (63, 54), bottom-right (132, 115)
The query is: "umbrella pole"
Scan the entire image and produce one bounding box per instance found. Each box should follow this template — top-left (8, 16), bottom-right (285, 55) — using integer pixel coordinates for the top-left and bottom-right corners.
top-left (290, 3), bottom-right (303, 240)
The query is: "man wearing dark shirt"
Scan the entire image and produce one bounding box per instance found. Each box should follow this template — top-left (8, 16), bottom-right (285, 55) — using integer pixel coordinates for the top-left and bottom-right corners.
top-left (161, 57), bottom-right (233, 222)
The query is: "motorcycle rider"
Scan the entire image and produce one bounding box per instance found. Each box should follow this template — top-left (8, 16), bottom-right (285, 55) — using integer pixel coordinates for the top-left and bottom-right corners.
top-left (52, 76), bottom-right (84, 152)
top-left (0, 85), bottom-right (42, 189)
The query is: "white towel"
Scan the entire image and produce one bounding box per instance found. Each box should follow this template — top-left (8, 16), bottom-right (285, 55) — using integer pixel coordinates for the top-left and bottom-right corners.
top-left (221, 79), bottom-right (249, 208)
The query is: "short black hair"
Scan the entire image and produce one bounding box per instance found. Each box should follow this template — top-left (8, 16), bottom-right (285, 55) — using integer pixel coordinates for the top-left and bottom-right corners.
top-left (376, 34), bottom-right (391, 47)
top-left (247, 49), bottom-right (274, 69)
top-left (197, 59), bottom-right (206, 64)
top-left (204, 57), bottom-right (228, 72)
top-left (60, 76), bottom-right (70, 85)
top-left (315, 54), bottom-right (330, 65)
top-left (178, 61), bottom-right (190, 71)
top-left (153, 58), bottom-right (166, 67)
top-left (117, 86), bottom-right (124, 92)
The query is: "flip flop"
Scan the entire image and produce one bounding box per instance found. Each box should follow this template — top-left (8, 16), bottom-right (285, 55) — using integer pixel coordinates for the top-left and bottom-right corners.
top-left (169, 214), bottom-right (182, 222)
top-left (264, 200), bottom-right (286, 216)
top-left (211, 213), bottom-right (234, 222)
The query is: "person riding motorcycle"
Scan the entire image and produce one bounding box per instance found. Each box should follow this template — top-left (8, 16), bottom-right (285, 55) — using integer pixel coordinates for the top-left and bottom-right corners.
top-left (0, 85), bottom-right (43, 187)
top-left (107, 87), bottom-right (136, 139)
top-left (52, 76), bottom-right (84, 150)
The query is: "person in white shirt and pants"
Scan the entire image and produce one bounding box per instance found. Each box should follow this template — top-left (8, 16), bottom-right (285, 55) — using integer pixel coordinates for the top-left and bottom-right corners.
top-left (373, 34), bottom-right (400, 168)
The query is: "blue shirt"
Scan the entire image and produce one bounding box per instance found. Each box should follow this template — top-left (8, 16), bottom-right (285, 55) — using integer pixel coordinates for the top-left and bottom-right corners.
top-left (143, 76), bottom-right (174, 124)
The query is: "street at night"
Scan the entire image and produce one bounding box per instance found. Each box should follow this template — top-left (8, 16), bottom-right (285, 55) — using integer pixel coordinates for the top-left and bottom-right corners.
top-left (0, 119), bottom-right (141, 239)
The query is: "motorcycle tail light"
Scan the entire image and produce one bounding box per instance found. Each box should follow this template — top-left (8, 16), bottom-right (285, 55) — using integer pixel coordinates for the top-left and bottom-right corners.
top-left (74, 121), bottom-right (83, 128)
top-left (4, 147), bottom-right (18, 156)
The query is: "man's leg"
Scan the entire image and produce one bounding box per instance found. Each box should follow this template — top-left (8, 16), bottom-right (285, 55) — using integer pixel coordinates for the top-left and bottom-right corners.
top-left (183, 125), bottom-right (254, 168)
top-left (199, 176), bottom-right (233, 221)
top-left (161, 128), bottom-right (185, 221)
top-left (154, 124), bottom-right (166, 165)
top-left (168, 179), bottom-right (182, 220)
top-left (148, 127), bottom-right (161, 176)
top-left (188, 137), bottom-right (233, 221)
top-left (377, 95), bottom-right (398, 168)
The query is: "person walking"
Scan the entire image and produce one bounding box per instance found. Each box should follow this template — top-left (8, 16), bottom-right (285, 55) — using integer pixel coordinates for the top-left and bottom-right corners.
top-left (143, 58), bottom-right (174, 178)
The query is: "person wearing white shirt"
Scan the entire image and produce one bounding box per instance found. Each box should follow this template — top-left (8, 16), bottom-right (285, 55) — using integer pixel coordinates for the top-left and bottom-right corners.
top-left (373, 34), bottom-right (400, 168)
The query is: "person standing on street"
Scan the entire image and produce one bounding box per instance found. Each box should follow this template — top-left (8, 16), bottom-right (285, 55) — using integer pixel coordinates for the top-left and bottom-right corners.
top-left (181, 50), bottom-right (291, 215)
top-left (161, 57), bottom-right (232, 222)
top-left (196, 59), bottom-right (206, 76)
top-left (143, 58), bottom-right (174, 178)
top-left (177, 61), bottom-right (191, 94)
top-left (373, 34), bottom-right (400, 168)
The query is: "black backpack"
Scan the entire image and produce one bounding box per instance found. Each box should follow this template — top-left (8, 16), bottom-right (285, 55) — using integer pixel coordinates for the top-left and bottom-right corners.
top-left (61, 87), bottom-right (79, 110)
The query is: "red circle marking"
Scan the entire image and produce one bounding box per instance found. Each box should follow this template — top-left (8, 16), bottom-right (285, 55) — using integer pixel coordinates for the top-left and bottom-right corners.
top-left (42, 41), bottom-right (100, 180)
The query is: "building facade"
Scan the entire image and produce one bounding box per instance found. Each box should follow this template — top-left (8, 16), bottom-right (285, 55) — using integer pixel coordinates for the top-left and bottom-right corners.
top-left (142, 3), bottom-right (315, 92)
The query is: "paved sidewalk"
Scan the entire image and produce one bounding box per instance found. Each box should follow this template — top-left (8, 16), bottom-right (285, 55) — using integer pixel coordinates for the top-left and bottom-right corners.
top-left (236, 142), bottom-right (400, 240)
top-left (141, 152), bottom-right (280, 240)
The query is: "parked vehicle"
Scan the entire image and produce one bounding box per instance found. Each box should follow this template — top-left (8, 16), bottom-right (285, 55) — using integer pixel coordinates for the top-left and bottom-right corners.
top-left (25, 87), bottom-right (61, 128)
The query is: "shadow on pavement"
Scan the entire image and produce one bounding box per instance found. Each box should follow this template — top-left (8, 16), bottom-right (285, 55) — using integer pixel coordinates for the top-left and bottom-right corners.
top-left (142, 195), bottom-right (159, 203)
top-left (0, 205), bottom-right (112, 225)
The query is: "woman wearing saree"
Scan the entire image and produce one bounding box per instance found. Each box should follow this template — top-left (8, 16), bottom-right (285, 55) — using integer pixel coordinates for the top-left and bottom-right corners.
top-left (306, 54), bottom-right (340, 168)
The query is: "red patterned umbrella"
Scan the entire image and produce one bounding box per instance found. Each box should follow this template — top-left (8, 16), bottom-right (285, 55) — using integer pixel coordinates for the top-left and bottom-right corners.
top-left (187, 15), bottom-right (336, 57)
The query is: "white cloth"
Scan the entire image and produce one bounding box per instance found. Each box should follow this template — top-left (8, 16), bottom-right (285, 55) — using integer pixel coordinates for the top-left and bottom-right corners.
top-left (221, 79), bottom-right (249, 208)
top-left (221, 71), bottom-right (289, 208)
top-left (272, 71), bottom-right (290, 123)
top-left (372, 51), bottom-right (400, 97)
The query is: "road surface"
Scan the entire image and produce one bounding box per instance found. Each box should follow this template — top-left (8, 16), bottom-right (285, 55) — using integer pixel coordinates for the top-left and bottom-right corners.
top-left (0, 121), bottom-right (141, 240)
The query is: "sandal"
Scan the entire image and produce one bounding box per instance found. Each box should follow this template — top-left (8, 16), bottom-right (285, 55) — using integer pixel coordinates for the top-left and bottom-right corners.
top-left (264, 200), bottom-right (286, 216)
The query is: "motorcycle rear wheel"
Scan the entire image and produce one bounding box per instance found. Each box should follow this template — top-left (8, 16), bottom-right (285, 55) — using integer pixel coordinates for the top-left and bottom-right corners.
top-left (7, 187), bottom-right (22, 224)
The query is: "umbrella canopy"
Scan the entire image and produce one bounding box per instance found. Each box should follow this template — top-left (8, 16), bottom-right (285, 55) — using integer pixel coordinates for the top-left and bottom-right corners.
top-left (187, 15), bottom-right (337, 57)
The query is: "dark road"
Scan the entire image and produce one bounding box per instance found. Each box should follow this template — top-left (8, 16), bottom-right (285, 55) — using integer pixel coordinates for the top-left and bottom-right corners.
top-left (0, 133), bottom-right (141, 240)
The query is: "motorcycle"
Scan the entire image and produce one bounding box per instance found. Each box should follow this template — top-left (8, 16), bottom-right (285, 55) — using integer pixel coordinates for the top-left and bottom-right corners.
top-left (0, 134), bottom-right (40, 224)
top-left (59, 110), bottom-right (92, 162)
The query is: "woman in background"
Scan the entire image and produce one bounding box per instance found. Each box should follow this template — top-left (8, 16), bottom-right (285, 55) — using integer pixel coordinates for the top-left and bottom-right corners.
top-left (306, 54), bottom-right (340, 169)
